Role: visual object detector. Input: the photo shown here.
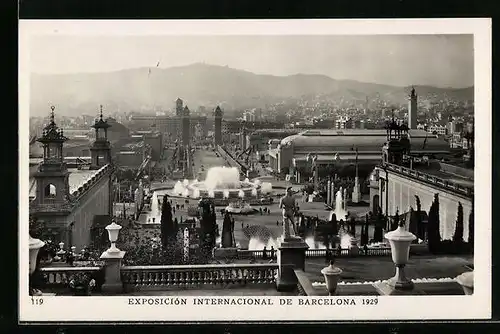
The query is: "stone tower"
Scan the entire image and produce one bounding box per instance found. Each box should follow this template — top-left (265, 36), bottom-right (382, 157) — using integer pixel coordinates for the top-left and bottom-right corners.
top-left (214, 105), bottom-right (223, 146)
top-left (90, 105), bottom-right (112, 170)
top-left (182, 105), bottom-right (190, 147)
top-left (176, 98), bottom-right (183, 117)
top-left (33, 106), bottom-right (71, 207)
top-left (408, 86), bottom-right (417, 130)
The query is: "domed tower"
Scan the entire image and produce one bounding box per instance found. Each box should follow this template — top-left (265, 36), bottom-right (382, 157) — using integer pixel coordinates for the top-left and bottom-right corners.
top-left (182, 105), bottom-right (190, 147)
top-left (33, 106), bottom-right (71, 207)
top-left (90, 105), bottom-right (112, 170)
top-left (214, 105), bottom-right (223, 146)
top-left (408, 86), bottom-right (417, 130)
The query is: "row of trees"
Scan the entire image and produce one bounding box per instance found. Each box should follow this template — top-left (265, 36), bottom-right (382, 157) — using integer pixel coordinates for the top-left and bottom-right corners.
top-left (427, 194), bottom-right (474, 254)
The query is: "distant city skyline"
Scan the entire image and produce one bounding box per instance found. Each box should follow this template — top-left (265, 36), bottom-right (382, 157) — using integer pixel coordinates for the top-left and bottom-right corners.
top-left (30, 35), bottom-right (474, 89)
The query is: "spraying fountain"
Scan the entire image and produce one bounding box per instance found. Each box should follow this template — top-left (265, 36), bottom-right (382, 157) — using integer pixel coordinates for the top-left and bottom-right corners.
top-left (170, 166), bottom-right (272, 202)
top-left (329, 187), bottom-right (349, 222)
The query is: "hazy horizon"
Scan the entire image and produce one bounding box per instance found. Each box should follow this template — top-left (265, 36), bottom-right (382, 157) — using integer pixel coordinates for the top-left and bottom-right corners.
top-left (30, 35), bottom-right (474, 89)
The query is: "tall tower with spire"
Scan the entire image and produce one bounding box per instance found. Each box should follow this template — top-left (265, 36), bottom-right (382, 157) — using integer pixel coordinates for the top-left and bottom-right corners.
top-left (182, 105), bottom-right (190, 147)
top-left (90, 105), bottom-right (112, 170)
top-left (214, 106), bottom-right (223, 146)
top-left (408, 86), bottom-right (418, 130)
top-left (33, 106), bottom-right (71, 207)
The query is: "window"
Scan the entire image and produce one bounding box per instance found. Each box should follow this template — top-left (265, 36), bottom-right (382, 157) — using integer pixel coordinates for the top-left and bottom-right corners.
top-left (44, 184), bottom-right (56, 197)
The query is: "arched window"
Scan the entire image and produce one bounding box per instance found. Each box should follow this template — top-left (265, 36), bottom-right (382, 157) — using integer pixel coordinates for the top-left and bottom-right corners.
top-left (44, 184), bottom-right (56, 197)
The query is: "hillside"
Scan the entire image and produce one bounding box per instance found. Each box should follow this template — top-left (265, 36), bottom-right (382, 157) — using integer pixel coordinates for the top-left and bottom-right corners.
top-left (29, 63), bottom-right (474, 116)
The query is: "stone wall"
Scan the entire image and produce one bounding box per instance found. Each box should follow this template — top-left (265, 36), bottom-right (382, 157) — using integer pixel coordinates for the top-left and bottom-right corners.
top-left (379, 170), bottom-right (472, 241)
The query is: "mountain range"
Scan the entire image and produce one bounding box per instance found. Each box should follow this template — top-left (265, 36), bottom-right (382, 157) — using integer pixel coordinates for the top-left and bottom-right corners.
top-left (29, 63), bottom-right (474, 117)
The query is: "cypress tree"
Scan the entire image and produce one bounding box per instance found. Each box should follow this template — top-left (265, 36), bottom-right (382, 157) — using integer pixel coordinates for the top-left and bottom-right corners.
top-left (391, 208), bottom-right (400, 231)
top-left (427, 193), bottom-right (442, 254)
top-left (408, 206), bottom-right (417, 237)
top-left (160, 196), bottom-right (174, 249)
top-left (373, 207), bottom-right (384, 243)
top-left (452, 202), bottom-right (464, 244)
top-left (415, 195), bottom-right (424, 241)
top-left (468, 205), bottom-right (474, 252)
top-left (221, 211), bottom-right (233, 248)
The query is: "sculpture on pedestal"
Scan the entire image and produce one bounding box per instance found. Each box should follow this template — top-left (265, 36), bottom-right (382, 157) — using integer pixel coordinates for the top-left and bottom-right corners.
top-left (279, 187), bottom-right (298, 239)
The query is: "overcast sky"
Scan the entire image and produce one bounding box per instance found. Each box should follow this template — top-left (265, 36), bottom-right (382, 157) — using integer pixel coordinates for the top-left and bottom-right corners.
top-left (30, 35), bottom-right (474, 88)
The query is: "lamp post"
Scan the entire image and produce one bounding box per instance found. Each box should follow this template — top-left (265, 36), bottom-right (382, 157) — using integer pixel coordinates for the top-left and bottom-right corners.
top-left (306, 153), bottom-right (318, 191)
top-left (29, 235), bottom-right (45, 296)
top-left (105, 221), bottom-right (123, 254)
top-left (321, 260), bottom-right (342, 296)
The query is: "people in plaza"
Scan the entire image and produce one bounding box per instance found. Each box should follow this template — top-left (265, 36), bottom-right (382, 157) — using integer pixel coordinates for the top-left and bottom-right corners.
top-left (262, 246), bottom-right (268, 260)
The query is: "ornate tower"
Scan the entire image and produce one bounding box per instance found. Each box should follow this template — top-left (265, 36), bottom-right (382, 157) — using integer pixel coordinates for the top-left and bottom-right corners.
top-left (176, 98), bottom-right (183, 117)
top-left (90, 105), bottom-right (112, 170)
top-left (214, 105), bottom-right (223, 146)
top-left (382, 117), bottom-right (410, 166)
top-left (182, 105), bottom-right (190, 147)
top-left (33, 106), bottom-right (71, 207)
top-left (408, 86), bottom-right (417, 130)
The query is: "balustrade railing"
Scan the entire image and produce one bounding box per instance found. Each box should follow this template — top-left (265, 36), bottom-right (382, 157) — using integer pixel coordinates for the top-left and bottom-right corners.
top-left (383, 163), bottom-right (473, 197)
top-left (121, 263), bottom-right (278, 291)
top-left (238, 248), bottom-right (392, 259)
top-left (38, 266), bottom-right (104, 290)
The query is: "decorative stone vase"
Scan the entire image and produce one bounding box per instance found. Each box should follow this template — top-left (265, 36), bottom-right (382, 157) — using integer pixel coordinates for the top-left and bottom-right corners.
top-left (385, 226), bottom-right (416, 290)
top-left (456, 271), bottom-right (474, 295)
top-left (321, 261), bottom-right (343, 296)
top-left (29, 236), bottom-right (45, 275)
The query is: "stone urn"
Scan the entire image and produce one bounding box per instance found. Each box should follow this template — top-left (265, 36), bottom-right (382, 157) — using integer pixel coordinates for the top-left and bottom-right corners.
top-left (321, 260), bottom-right (343, 296)
top-left (456, 271), bottom-right (474, 295)
top-left (29, 235), bottom-right (45, 296)
top-left (385, 225), bottom-right (416, 290)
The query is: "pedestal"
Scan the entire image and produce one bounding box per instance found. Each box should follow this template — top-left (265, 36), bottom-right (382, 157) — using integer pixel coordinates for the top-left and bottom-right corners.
top-left (100, 250), bottom-right (126, 295)
top-left (373, 264), bottom-right (425, 295)
top-left (351, 177), bottom-right (361, 203)
top-left (276, 237), bottom-right (309, 292)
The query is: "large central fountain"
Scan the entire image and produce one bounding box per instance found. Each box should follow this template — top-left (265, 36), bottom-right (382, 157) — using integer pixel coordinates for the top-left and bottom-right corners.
top-left (171, 166), bottom-right (272, 205)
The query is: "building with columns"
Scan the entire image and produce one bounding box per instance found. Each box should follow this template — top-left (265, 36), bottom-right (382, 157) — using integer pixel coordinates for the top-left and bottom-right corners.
top-left (29, 106), bottom-right (115, 250)
top-left (268, 128), bottom-right (449, 179)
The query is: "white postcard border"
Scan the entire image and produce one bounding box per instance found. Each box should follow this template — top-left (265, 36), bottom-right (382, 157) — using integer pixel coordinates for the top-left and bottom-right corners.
top-left (19, 18), bottom-right (492, 322)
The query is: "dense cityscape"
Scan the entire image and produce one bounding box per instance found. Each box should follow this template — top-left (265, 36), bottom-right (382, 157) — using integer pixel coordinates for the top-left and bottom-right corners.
top-left (27, 35), bottom-right (475, 303)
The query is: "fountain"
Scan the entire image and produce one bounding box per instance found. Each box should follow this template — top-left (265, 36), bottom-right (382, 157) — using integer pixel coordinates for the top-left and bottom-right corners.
top-left (169, 166), bottom-right (270, 205)
top-left (329, 188), bottom-right (349, 221)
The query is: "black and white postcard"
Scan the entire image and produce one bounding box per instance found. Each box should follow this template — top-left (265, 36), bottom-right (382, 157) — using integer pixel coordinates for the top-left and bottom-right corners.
top-left (19, 19), bottom-right (491, 322)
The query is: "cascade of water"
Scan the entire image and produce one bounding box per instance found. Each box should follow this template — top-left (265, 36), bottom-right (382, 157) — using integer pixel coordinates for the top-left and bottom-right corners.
top-left (334, 189), bottom-right (348, 221)
top-left (205, 166), bottom-right (240, 190)
top-left (150, 192), bottom-right (159, 218)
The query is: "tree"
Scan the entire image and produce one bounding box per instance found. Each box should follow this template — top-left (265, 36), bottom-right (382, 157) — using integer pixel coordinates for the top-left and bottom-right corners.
top-left (408, 207), bottom-right (418, 237)
top-left (373, 207), bottom-right (385, 243)
top-left (427, 193), bottom-right (442, 254)
top-left (468, 205), bottom-right (474, 253)
top-left (349, 217), bottom-right (356, 237)
top-left (415, 195), bottom-right (424, 241)
top-left (330, 213), bottom-right (338, 236)
top-left (221, 211), bottom-right (234, 248)
top-left (160, 195), bottom-right (175, 250)
top-left (360, 215), bottom-right (369, 246)
top-left (452, 202), bottom-right (464, 245)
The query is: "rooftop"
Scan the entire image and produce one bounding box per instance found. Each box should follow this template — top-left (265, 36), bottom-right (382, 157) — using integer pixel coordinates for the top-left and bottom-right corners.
top-left (29, 166), bottom-right (103, 198)
top-left (280, 129), bottom-right (449, 153)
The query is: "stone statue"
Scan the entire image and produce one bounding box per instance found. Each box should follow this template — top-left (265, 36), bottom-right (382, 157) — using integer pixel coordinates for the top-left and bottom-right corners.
top-left (279, 187), bottom-right (298, 239)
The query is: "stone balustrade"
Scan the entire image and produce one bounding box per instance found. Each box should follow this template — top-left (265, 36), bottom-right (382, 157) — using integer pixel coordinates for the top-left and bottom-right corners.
top-left (237, 247), bottom-right (392, 259)
top-left (38, 266), bottom-right (104, 290)
top-left (383, 163), bottom-right (473, 198)
top-left (121, 263), bottom-right (278, 291)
